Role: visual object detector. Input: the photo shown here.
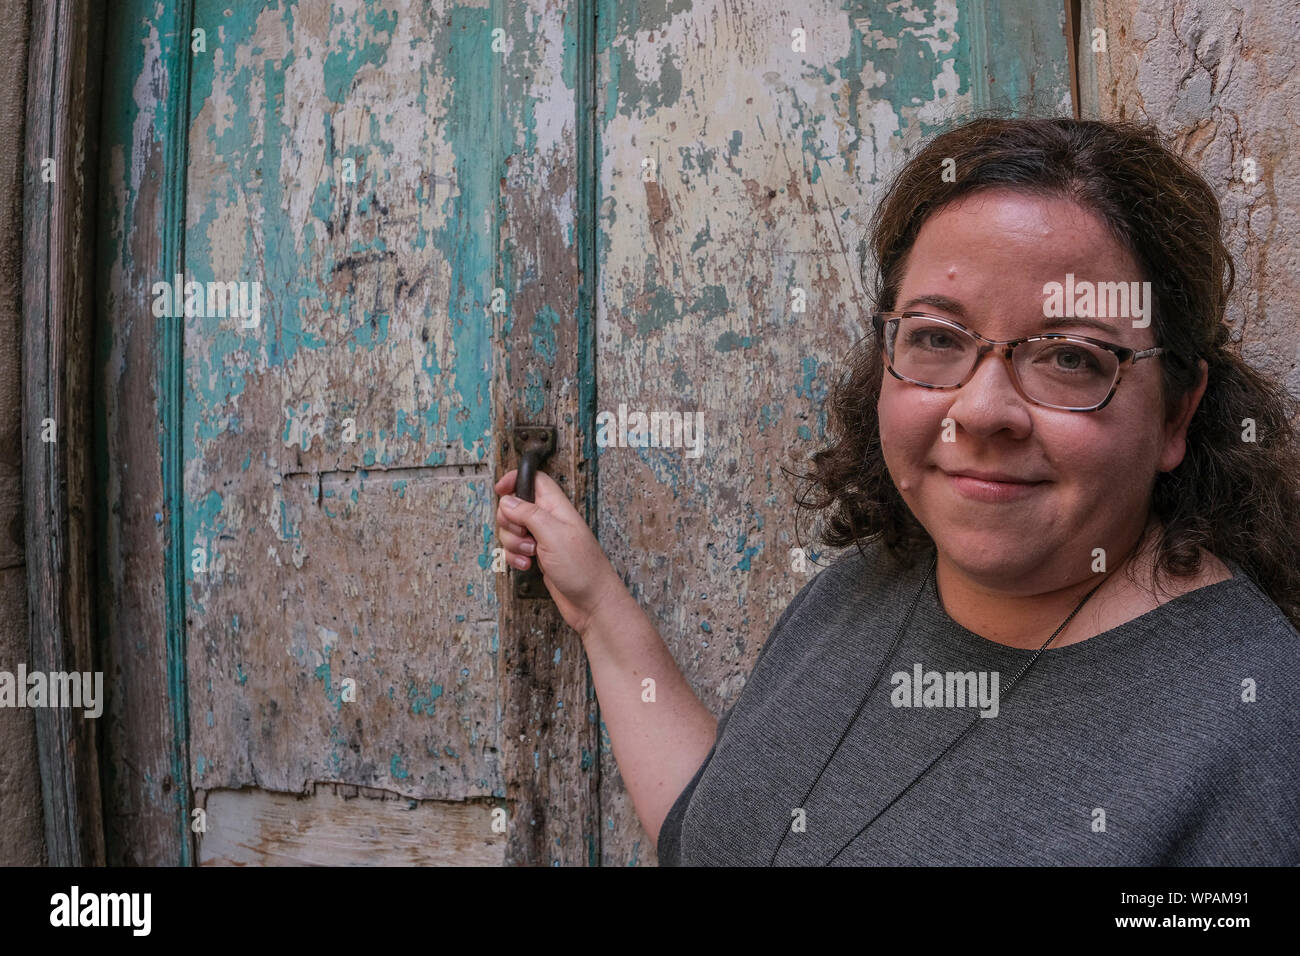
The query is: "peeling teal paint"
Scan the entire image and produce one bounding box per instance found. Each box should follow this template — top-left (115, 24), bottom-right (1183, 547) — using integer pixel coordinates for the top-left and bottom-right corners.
top-left (690, 220), bottom-right (713, 255)
top-left (794, 356), bottom-right (829, 439)
top-left (733, 532), bottom-right (760, 571)
top-left (426, 5), bottom-right (504, 457)
top-left (186, 490), bottom-right (225, 586)
top-left (409, 680), bottom-right (444, 716)
top-left (313, 646), bottom-right (345, 711)
top-left (757, 403), bottom-right (783, 434)
top-left (598, 0), bottom-right (693, 122)
top-left (715, 331), bottom-right (752, 352)
top-left (390, 753), bottom-right (409, 780)
top-left (322, 5), bottom-right (396, 104)
top-left (350, 311), bottom-right (390, 351)
top-left (524, 368), bottom-right (545, 418)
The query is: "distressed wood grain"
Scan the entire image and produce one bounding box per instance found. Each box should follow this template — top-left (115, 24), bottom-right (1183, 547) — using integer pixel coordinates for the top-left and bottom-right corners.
top-left (198, 784), bottom-right (505, 865)
top-left (22, 0), bottom-right (105, 866)
top-left (97, 0), bottom-right (1076, 866)
top-left (181, 0), bottom-right (592, 864)
top-left (97, 0), bottom-right (196, 866)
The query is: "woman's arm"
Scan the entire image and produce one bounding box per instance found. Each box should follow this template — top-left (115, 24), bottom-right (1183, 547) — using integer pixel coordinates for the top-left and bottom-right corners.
top-left (578, 583), bottom-right (718, 846)
top-left (493, 468), bottom-right (717, 845)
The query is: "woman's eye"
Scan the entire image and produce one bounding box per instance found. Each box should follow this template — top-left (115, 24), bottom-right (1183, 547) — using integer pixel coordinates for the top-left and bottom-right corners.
top-left (1039, 347), bottom-right (1100, 372)
top-left (909, 329), bottom-right (956, 349)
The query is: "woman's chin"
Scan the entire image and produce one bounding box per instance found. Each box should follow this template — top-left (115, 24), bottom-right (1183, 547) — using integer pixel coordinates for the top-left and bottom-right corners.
top-left (929, 531), bottom-right (1048, 579)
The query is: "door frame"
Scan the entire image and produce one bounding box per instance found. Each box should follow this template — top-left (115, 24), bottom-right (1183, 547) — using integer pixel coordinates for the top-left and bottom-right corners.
top-left (22, 0), bottom-right (107, 866)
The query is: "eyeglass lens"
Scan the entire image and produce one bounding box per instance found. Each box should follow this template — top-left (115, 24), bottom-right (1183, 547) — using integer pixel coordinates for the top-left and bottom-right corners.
top-left (884, 315), bottom-right (1119, 408)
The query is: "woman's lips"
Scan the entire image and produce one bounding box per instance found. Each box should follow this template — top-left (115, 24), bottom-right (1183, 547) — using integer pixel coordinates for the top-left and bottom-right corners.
top-left (945, 472), bottom-right (1048, 503)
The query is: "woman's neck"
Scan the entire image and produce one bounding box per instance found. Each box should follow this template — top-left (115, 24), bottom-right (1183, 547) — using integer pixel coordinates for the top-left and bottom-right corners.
top-left (933, 518), bottom-right (1167, 650)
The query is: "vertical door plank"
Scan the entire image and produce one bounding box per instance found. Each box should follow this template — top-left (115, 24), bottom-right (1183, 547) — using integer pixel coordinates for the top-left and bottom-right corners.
top-left (24, 0), bottom-right (105, 866)
top-left (592, 0), bottom-right (1070, 865)
top-left (179, 0), bottom-right (593, 864)
top-left (97, 0), bottom-right (196, 865)
top-left (494, 0), bottom-right (599, 865)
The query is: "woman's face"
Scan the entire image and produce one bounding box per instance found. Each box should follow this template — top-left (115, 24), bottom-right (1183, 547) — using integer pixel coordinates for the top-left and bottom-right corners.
top-left (877, 188), bottom-right (1198, 592)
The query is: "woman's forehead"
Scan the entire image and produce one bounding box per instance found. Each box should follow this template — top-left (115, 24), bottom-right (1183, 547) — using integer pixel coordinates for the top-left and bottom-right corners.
top-left (898, 194), bottom-right (1148, 334)
top-left (908, 191), bottom-right (1140, 275)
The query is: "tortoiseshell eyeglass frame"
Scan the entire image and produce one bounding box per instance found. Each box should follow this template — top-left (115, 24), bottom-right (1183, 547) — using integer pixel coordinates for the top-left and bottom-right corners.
top-left (871, 310), bottom-right (1175, 413)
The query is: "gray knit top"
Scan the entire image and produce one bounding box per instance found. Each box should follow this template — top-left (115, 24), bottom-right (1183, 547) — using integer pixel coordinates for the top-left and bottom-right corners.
top-left (658, 538), bottom-right (1300, 865)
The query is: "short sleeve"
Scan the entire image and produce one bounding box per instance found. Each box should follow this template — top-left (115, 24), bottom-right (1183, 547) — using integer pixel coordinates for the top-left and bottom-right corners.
top-left (655, 565), bottom-right (829, 865)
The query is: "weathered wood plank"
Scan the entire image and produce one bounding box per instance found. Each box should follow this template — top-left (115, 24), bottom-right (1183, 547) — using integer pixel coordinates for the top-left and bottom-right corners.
top-left (494, 0), bottom-right (599, 866)
top-left (198, 784), bottom-right (506, 865)
top-left (22, 0), bottom-right (105, 867)
top-left (96, 0), bottom-right (195, 865)
top-left (591, 0), bottom-right (1071, 865)
top-left (0, 2), bottom-right (39, 868)
top-left (181, 0), bottom-right (593, 864)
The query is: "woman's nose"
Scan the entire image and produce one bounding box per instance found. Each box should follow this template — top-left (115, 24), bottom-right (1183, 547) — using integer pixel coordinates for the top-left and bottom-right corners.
top-left (943, 351), bottom-right (1035, 439)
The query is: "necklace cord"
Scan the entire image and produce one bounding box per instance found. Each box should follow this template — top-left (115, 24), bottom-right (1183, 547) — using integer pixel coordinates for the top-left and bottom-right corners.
top-left (766, 551), bottom-right (937, 866)
top-left (767, 553), bottom-right (1113, 866)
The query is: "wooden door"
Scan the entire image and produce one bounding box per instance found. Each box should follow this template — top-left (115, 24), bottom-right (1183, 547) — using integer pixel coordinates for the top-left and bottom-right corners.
top-left (99, 0), bottom-right (593, 866)
top-left (96, 0), bottom-right (1068, 865)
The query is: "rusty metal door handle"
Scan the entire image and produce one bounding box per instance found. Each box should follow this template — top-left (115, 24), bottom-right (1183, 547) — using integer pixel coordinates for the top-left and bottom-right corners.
top-left (511, 425), bottom-right (556, 599)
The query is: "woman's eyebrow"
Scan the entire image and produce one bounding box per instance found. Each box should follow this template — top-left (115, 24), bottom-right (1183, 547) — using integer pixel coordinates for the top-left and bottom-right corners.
top-left (900, 296), bottom-right (1124, 338)
top-left (897, 294), bottom-right (967, 316)
top-left (1039, 316), bottom-right (1124, 335)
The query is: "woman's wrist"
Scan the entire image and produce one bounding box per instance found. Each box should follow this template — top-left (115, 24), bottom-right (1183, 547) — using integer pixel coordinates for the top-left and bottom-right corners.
top-left (579, 573), bottom-right (638, 646)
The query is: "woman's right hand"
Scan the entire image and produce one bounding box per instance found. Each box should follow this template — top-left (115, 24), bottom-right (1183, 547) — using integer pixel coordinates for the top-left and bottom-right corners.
top-left (494, 469), bottom-right (625, 637)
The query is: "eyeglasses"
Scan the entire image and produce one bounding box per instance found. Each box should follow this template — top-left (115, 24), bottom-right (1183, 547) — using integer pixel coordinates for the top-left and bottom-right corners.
top-left (872, 311), bottom-right (1171, 412)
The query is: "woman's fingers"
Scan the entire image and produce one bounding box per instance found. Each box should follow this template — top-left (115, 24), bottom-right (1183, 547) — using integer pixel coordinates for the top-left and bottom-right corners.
top-left (495, 470), bottom-right (542, 568)
top-left (493, 470), bottom-right (516, 498)
top-left (497, 512), bottom-right (529, 538)
top-left (497, 526), bottom-right (536, 555)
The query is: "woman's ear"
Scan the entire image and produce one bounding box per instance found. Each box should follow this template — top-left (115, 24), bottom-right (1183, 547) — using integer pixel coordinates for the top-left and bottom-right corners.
top-left (1158, 358), bottom-right (1209, 473)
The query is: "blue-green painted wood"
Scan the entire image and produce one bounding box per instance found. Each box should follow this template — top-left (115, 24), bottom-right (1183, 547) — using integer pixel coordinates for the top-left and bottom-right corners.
top-left (96, 0), bottom-right (197, 865)
top-left (97, 0), bottom-right (1068, 864)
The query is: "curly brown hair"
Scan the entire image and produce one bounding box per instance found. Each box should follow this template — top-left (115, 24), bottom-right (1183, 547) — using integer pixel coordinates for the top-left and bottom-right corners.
top-left (790, 116), bottom-right (1300, 631)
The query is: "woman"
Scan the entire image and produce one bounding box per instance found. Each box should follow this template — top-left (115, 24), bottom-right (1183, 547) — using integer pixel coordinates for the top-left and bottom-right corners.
top-left (494, 117), bottom-right (1300, 865)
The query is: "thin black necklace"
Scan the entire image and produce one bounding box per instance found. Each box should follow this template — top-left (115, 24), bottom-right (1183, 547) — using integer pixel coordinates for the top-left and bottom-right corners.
top-left (767, 551), bottom-right (1113, 866)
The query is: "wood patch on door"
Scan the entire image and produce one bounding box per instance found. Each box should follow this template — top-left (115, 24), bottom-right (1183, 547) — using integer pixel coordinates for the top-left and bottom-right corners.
top-left (198, 784), bottom-right (505, 865)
